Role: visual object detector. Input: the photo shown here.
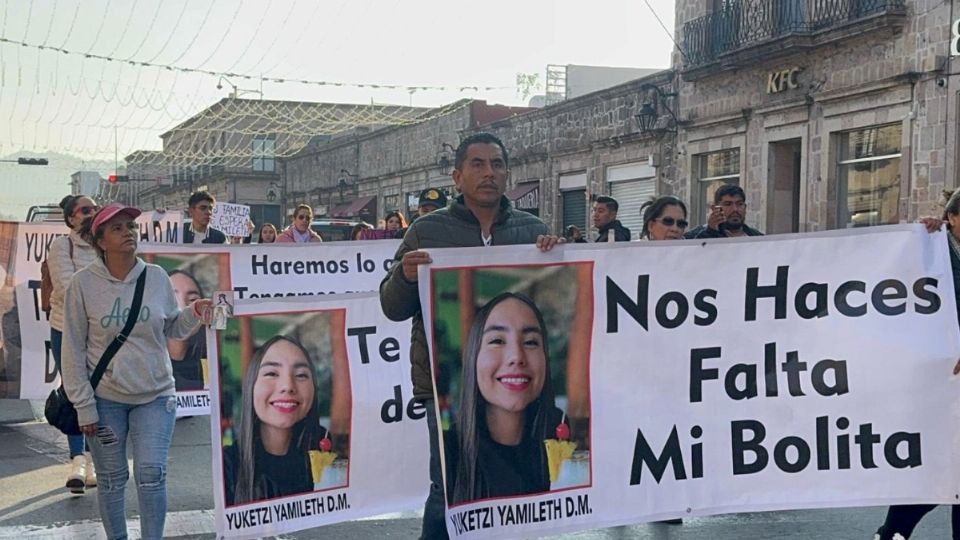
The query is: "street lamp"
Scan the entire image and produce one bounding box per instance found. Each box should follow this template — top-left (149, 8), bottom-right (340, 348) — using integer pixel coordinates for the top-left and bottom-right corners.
top-left (338, 169), bottom-right (358, 202)
top-left (634, 84), bottom-right (679, 137)
top-left (217, 76), bottom-right (263, 100)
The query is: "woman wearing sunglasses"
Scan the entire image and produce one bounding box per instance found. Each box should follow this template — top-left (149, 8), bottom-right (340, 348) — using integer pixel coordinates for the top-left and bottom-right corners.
top-left (48, 194), bottom-right (101, 494)
top-left (639, 196), bottom-right (688, 241)
top-left (277, 204), bottom-right (323, 243)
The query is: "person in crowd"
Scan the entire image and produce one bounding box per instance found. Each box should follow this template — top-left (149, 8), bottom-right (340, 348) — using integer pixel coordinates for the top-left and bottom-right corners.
top-left (379, 132), bottom-right (562, 539)
top-left (48, 194), bottom-right (100, 494)
top-left (350, 222), bottom-right (373, 241)
top-left (592, 196), bottom-right (631, 242)
top-left (417, 187), bottom-right (448, 217)
top-left (640, 196), bottom-right (689, 241)
top-left (448, 293), bottom-right (563, 505)
top-left (61, 203), bottom-right (213, 540)
top-left (384, 211), bottom-right (408, 237)
top-left (183, 191), bottom-right (228, 244)
top-left (167, 270), bottom-right (206, 391)
top-left (221, 335), bottom-right (329, 505)
top-left (257, 223), bottom-right (278, 244)
top-left (564, 225), bottom-right (587, 243)
top-left (684, 184), bottom-right (763, 239)
top-left (873, 191), bottom-right (960, 540)
top-left (277, 204), bottom-right (323, 243)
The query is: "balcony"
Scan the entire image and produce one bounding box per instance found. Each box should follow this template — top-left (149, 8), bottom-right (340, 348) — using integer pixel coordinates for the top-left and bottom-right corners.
top-left (682, 0), bottom-right (906, 74)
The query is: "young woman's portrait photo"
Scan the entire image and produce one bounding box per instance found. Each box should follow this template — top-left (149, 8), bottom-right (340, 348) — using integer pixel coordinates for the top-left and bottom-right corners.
top-left (218, 310), bottom-right (351, 506)
top-left (429, 263), bottom-right (593, 506)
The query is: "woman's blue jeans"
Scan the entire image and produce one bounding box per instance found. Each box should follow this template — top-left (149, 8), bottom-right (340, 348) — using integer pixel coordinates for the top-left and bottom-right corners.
top-left (87, 395), bottom-right (177, 540)
top-left (50, 328), bottom-right (85, 457)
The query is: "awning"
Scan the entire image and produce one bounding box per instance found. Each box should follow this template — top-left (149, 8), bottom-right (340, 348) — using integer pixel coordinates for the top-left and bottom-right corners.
top-left (331, 195), bottom-right (377, 220)
top-left (506, 182), bottom-right (539, 210)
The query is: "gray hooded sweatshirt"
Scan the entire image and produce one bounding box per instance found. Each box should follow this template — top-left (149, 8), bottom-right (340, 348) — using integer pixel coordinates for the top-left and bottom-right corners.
top-left (61, 257), bottom-right (202, 426)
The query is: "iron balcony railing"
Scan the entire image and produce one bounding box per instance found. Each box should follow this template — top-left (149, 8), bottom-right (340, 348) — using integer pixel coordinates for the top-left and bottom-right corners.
top-left (682, 0), bottom-right (906, 68)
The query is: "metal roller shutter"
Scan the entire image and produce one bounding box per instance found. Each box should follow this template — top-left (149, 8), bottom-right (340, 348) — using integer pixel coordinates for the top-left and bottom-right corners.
top-left (562, 189), bottom-right (587, 233)
top-left (610, 178), bottom-right (656, 240)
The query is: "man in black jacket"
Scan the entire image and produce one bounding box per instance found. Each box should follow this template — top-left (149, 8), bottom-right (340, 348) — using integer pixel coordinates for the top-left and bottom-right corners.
top-left (182, 191), bottom-right (227, 244)
top-left (379, 132), bottom-right (561, 539)
top-left (684, 184), bottom-right (764, 239)
top-left (593, 196), bottom-right (631, 242)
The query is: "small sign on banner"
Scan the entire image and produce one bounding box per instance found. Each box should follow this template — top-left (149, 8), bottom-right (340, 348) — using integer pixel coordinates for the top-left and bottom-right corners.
top-left (212, 203), bottom-right (252, 237)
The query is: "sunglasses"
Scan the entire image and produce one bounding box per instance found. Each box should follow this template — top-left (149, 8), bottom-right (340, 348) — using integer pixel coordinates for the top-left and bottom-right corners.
top-left (296, 214), bottom-right (311, 221)
top-left (656, 217), bottom-right (689, 229)
top-left (74, 206), bottom-right (99, 216)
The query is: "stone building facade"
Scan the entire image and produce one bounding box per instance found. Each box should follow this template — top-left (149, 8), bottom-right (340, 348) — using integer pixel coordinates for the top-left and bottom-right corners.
top-left (283, 101), bottom-right (532, 226)
top-left (672, 0), bottom-right (956, 233)
top-left (280, 72), bottom-right (680, 240)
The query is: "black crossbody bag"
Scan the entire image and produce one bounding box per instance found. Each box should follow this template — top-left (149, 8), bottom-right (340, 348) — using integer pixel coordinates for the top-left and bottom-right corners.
top-left (45, 269), bottom-right (148, 435)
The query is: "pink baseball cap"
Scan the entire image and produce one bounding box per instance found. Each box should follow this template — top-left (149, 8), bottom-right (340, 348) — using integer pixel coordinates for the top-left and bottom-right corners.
top-left (91, 202), bottom-right (142, 236)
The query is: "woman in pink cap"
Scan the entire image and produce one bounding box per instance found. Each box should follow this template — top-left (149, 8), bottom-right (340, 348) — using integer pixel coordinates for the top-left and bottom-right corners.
top-left (61, 203), bottom-right (214, 540)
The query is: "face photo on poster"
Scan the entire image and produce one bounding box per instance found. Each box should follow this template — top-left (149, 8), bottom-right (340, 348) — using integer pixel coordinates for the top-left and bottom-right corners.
top-left (218, 310), bottom-right (351, 508)
top-left (142, 250), bottom-right (230, 415)
top-left (428, 263), bottom-right (594, 507)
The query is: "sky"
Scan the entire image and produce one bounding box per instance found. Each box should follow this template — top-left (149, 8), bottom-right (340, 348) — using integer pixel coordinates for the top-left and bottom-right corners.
top-left (0, 0), bottom-right (676, 219)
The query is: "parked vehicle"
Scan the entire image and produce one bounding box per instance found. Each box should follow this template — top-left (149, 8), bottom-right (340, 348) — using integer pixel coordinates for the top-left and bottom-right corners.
top-left (310, 219), bottom-right (364, 242)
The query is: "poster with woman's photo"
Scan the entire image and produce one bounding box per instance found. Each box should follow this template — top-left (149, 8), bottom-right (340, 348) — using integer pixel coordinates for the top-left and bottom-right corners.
top-left (420, 259), bottom-right (594, 524)
top-left (140, 246), bottom-right (230, 415)
top-left (208, 293), bottom-right (429, 539)
top-left (421, 230), bottom-right (960, 539)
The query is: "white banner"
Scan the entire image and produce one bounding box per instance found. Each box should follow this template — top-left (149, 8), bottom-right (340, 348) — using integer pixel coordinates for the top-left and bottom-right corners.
top-left (227, 240), bottom-right (400, 300)
top-left (212, 203), bottom-right (251, 237)
top-left (418, 225), bottom-right (960, 538)
top-left (209, 293), bottom-right (429, 538)
top-left (2, 239), bottom-right (402, 401)
top-left (136, 210), bottom-right (184, 244)
top-left (9, 222), bottom-right (67, 399)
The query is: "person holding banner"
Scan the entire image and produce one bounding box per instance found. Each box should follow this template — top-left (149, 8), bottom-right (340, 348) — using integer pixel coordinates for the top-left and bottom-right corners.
top-left (61, 203), bottom-right (214, 540)
top-left (639, 196), bottom-right (688, 241)
top-left (277, 204), bottom-right (323, 243)
top-left (380, 132), bottom-right (562, 539)
top-left (48, 194), bottom-right (100, 494)
top-left (448, 292), bottom-right (564, 505)
top-left (221, 335), bottom-right (330, 505)
top-left (874, 192), bottom-right (960, 540)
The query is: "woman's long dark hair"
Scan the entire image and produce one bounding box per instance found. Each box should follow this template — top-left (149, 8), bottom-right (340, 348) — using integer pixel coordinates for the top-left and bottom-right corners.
top-left (640, 195), bottom-right (687, 239)
top-left (452, 292), bottom-right (555, 505)
top-left (233, 335), bottom-right (323, 505)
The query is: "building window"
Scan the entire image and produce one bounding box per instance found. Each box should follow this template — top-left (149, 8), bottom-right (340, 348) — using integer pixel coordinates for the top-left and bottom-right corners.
top-left (837, 124), bottom-right (902, 228)
top-left (696, 148), bottom-right (740, 218)
top-left (252, 135), bottom-right (276, 172)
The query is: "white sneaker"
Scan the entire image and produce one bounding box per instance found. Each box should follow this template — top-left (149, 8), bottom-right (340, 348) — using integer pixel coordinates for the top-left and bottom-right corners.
top-left (65, 455), bottom-right (85, 494)
top-left (84, 452), bottom-right (97, 488)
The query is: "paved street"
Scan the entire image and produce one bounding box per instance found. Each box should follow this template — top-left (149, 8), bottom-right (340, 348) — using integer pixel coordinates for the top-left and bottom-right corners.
top-left (0, 399), bottom-right (952, 539)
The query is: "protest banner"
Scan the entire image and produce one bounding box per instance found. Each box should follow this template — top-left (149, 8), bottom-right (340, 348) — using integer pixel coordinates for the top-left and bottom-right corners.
top-left (1, 238), bottom-right (400, 400)
top-left (209, 293), bottom-right (429, 538)
top-left (227, 240), bottom-right (399, 300)
top-left (136, 210), bottom-right (184, 244)
top-left (212, 203), bottom-right (252, 238)
top-left (0, 222), bottom-right (69, 399)
top-left (139, 245), bottom-right (231, 416)
top-left (418, 225), bottom-right (960, 538)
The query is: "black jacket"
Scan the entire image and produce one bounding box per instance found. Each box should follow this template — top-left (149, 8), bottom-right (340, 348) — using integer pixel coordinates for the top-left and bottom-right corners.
top-left (183, 226), bottom-right (227, 244)
top-left (596, 220), bottom-right (631, 242)
top-left (684, 223), bottom-right (764, 239)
